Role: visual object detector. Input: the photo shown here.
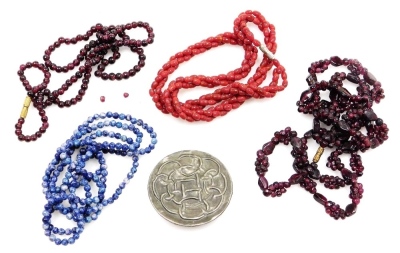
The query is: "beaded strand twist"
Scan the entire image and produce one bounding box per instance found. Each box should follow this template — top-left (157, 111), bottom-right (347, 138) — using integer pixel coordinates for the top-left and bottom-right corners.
top-left (254, 56), bottom-right (388, 220)
top-left (15, 21), bottom-right (155, 142)
top-left (41, 112), bottom-right (157, 245)
top-left (150, 10), bottom-right (288, 122)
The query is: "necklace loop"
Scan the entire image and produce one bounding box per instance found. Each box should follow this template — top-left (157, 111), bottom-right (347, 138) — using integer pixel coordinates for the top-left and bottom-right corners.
top-left (150, 10), bottom-right (287, 122)
top-left (254, 56), bottom-right (388, 220)
top-left (42, 112), bottom-right (158, 245)
top-left (15, 21), bottom-right (154, 142)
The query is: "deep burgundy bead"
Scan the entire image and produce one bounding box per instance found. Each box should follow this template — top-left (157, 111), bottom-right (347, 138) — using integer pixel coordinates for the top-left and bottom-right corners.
top-left (304, 130), bottom-right (313, 138)
top-left (364, 72), bottom-right (377, 85)
top-left (288, 174), bottom-right (303, 184)
top-left (345, 203), bottom-right (357, 216)
top-left (313, 119), bottom-right (320, 132)
top-left (292, 162), bottom-right (304, 174)
top-left (337, 86), bottom-right (351, 97)
top-left (322, 133), bottom-right (332, 143)
top-left (329, 89), bottom-right (339, 102)
top-left (306, 74), bottom-right (317, 85)
top-left (370, 138), bottom-right (380, 149)
top-left (313, 193), bottom-right (327, 205)
top-left (290, 137), bottom-right (302, 149)
top-left (258, 176), bottom-right (269, 191)
top-left (262, 142), bottom-right (275, 155)
top-left (346, 73), bottom-right (360, 84)
top-left (341, 168), bottom-right (356, 183)
top-left (342, 141), bottom-right (358, 153)
top-left (300, 89), bottom-right (313, 104)
top-left (330, 56), bottom-right (342, 66)
top-left (307, 164), bottom-right (320, 180)
top-left (337, 120), bottom-right (350, 132)
top-left (363, 109), bottom-right (377, 121)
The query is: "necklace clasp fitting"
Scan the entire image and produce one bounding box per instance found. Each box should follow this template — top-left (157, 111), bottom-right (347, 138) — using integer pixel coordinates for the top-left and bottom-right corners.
top-left (20, 96), bottom-right (31, 119)
top-left (313, 146), bottom-right (324, 163)
top-left (259, 45), bottom-right (275, 59)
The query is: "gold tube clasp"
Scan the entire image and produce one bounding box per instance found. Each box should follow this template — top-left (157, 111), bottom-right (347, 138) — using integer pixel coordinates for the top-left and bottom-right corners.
top-left (20, 96), bottom-right (31, 118)
top-left (313, 146), bottom-right (324, 163)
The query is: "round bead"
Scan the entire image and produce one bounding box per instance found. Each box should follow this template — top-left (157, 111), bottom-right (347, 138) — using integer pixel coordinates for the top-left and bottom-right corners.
top-left (254, 57), bottom-right (388, 220)
top-left (15, 21), bottom-right (155, 142)
top-left (41, 112), bottom-right (157, 245)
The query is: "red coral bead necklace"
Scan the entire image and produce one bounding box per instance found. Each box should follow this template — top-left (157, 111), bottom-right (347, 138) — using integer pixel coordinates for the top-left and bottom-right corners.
top-left (150, 10), bottom-right (288, 122)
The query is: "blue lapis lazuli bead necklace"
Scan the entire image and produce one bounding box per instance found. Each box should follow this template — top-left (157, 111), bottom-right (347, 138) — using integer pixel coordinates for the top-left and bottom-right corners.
top-left (41, 112), bottom-right (158, 245)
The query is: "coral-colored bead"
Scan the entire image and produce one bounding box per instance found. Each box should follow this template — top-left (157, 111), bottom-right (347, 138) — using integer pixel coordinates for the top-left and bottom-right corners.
top-left (149, 10), bottom-right (287, 123)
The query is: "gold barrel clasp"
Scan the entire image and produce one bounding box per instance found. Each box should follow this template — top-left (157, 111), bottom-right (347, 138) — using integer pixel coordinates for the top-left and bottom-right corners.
top-left (313, 146), bottom-right (324, 163)
top-left (20, 96), bottom-right (31, 119)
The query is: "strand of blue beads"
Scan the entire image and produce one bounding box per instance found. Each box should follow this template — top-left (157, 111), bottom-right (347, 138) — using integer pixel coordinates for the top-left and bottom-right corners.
top-left (41, 112), bottom-right (158, 245)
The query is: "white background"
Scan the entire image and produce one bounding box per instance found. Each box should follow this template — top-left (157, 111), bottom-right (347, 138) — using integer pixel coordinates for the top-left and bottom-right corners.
top-left (1, 0), bottom-right (399, 252)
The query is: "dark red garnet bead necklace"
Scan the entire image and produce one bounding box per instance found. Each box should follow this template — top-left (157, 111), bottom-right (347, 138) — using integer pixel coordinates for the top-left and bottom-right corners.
top-left (254, 56), bottom-right (389, 220)
top-left (15, 21), bottom-right (154, 142)
top-left (150, 10), bottom-right (288, 122)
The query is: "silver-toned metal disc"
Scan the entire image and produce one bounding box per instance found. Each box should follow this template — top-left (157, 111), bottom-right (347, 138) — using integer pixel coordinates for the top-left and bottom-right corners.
top-left (148, 150), bottom-right (233, 227)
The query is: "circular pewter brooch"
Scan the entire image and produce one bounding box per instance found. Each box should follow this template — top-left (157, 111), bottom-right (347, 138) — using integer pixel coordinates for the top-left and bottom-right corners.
top-left (148, 150), bottom-right (233, 226)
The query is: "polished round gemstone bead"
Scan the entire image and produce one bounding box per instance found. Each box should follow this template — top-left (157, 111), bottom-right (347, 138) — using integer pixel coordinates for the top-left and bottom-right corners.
top-left (255, 57), bottom-right (388, 221)
top-left (41, 112), bottom-right (158, 245)
top-left (15, 21), bottom-right (155, 142)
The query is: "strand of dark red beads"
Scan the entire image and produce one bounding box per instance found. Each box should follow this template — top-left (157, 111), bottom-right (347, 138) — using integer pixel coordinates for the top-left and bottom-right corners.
top-left (15, 21), bottom-right (154, 142)
top-left (150, 10), bottom-right (288, 122)
top-left (254, 56), bottom-right (389, 220)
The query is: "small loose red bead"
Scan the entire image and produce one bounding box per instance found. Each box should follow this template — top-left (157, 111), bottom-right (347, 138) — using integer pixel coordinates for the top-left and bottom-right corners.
top-left (15, 20), bottom-right (155, 142)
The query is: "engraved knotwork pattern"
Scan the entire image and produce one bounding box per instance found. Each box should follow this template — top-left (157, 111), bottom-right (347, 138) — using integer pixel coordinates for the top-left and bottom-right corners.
top-left (148, 150), bottom-right (232, 226)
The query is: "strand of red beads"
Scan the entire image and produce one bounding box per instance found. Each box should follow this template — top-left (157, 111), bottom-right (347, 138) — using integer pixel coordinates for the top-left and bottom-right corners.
top-left (15, 21), bottom-right (154, 142)
top-left (254, 56), bottom-right (389, 220)
top-left (149, 10), bottom-right (288, 122)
